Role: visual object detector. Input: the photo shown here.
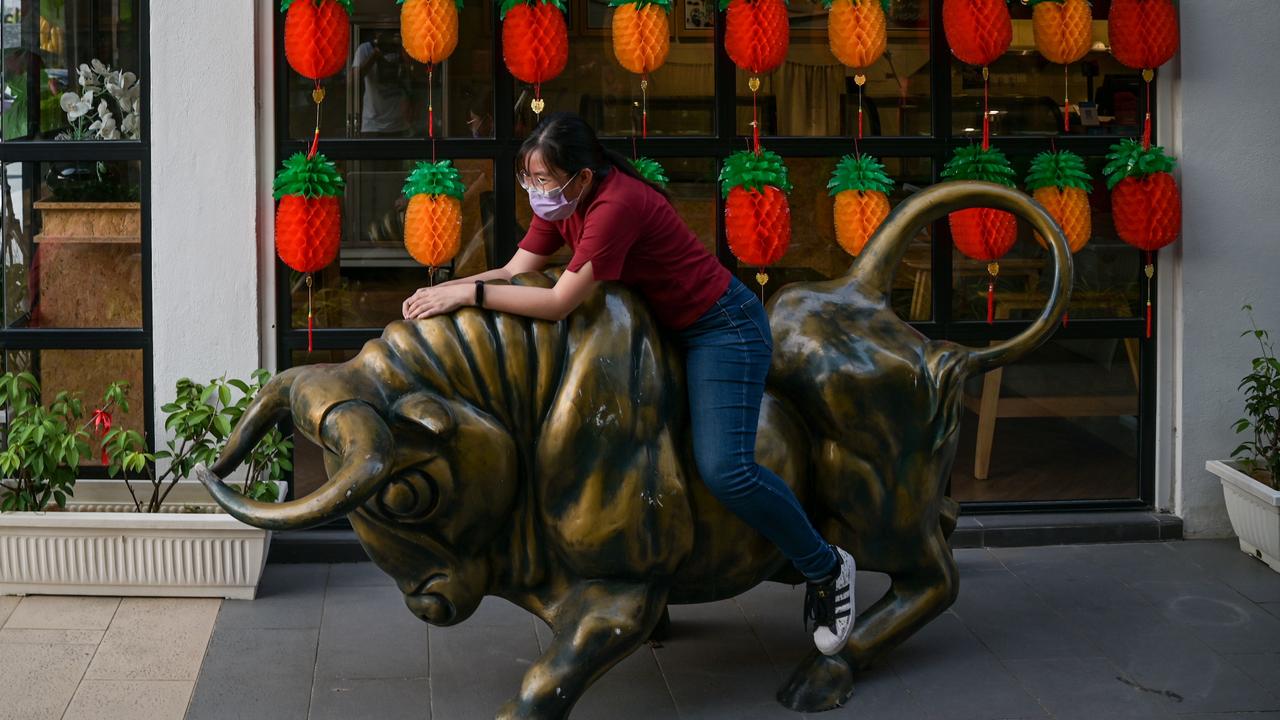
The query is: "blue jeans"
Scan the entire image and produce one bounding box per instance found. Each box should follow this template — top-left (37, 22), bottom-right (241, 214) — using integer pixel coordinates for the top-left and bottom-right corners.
top-left (677, 276), bottom-right (838, 582)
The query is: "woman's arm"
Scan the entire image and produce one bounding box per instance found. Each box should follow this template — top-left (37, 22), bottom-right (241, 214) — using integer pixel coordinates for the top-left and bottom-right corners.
top-left (402, 262), bottom-right (599, 322)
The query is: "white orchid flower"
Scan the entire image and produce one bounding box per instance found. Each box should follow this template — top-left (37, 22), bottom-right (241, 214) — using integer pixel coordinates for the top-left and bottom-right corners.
top-left (121, 112), bottom-right (139, 138)
top-left (60, 91), bottom-right (93, 121)
top-left (90, 59), bottom-right (107, 75)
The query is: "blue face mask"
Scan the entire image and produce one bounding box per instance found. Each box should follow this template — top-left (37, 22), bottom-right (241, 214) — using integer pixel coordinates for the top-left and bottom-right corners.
top-left (523, 170), bottom-right (583, 222)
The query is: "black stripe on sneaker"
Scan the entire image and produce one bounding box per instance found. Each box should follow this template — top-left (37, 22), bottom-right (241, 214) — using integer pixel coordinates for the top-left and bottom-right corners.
top-left (834, 610), bottom-right (851, 620)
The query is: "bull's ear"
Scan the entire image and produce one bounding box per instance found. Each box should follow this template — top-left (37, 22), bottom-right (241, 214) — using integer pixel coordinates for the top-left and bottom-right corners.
top-left (392, 392), bottom-right (456, 439)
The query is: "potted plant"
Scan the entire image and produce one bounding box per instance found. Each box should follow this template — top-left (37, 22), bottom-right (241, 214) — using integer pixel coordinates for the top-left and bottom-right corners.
top-left (35, 59), bottom-right (142, 243)
top-left (0, 370), bottom-right (294, 599)
top-left (1206, 304), bottom-right (1280, 573)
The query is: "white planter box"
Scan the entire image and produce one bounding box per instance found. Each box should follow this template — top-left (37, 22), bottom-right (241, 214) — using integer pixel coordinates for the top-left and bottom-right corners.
top-left (0, 479), bottom-right (286, 600)
top-left (1207, 460), bottom-right (1280, 573)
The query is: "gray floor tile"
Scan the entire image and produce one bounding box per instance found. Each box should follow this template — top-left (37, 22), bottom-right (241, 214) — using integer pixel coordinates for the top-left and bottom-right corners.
top-left (1104, 630), bottom-right (1278, 714)
top-left (1007, 656), bottom-right (1166, 720)
top-left (186, 626), bottom-right (319, 720)
top-left (954, 547), bottom-right (1014, 575)
top-left (309, 677), bottom-right (431, 720)
top-left (1130, 579), bottom-right (1280, 655)
top-left (1168, 540), bottom-right (1280, 603)
top-left (886, 612), bottom-right (1047, 720)
top-left (315, 584), bottom-right (430, 680)
top-left (216, 564), bottom-right (329, 630)
top-left (950, 572), bottom-right (1096, 660)
top-left (1224, 653), bottom-right (1280, 703)
top-left (571, 648), bottom-right (679, 720)
top-left (1263, 603), bottom-right (1280, 620)
top-left (427, 596), bottom-right (541, 719)
top-left (327, 562), bottom-right (397, 587)
top-left (1172, 714), bottom-right (1280, 720)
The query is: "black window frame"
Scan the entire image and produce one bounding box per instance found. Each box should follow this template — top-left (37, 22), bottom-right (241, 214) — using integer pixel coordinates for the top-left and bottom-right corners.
top-left (273, 0), bottom-right (1158, 513)
top-left (0, 0), bottom-right (154, 469)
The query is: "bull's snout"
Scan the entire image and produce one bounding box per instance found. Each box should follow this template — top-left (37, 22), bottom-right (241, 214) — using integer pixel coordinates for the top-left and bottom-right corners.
top-left (403, 574), bottom-right (459, 625)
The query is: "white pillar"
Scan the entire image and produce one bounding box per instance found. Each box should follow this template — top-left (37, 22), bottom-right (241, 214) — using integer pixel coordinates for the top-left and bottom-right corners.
top-left (1168, 0), bottom-right (1280, 536)
top-left (149, 2), bottom-right (262, 442)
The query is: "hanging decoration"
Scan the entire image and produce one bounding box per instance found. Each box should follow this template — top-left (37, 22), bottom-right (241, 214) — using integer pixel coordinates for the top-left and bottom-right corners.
top-left (1108, 0), bottom-right (1179, 149)
top-left (1025, 149), bottom-right (1092, 253)
top-left (610, 0), bottom-right (670, 139)
top-left (399, 0), bottom-right (463, 139)
top-left (501, 0), bottom-right (570, 118)
top-left (1104, 138), bottom-right (1181, 339)
top-left (720, 149), bottom-right (792, 292)
top-left (630, 157), bottom-right (670, 188)
top-left (282, 0), bottom-right (352, 158)
top-left (942, 0), bottom-right (1011, 151)
top-left (403, 160), bottom-right (467, 275)
top-left (1027, 0), bottom-right (1092, 133)
top-left (273, 152), bottom-right (346, 352)
top-left (723, 0), bottom-right (789, 152)
top-left (827, 153), bottom-right (894, 257)
top-left (941, 145), bottom-right (1018, 324)
top-left (827, 0), bottom-right (887, 142)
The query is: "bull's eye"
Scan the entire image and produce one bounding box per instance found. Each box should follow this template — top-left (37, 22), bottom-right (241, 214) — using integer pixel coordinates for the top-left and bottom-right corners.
top-left (378, 469), bottom-right (439, 520)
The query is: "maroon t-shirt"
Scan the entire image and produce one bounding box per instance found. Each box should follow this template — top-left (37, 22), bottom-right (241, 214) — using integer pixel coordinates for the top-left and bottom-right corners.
top-left (518, 169), bottom-right (731, 330)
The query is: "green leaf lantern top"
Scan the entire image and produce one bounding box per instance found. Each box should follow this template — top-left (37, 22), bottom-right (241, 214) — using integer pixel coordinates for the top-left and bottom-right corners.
top-left (827, 153), bottom-right (895, 196)
top-left (500, 0), bottom-right (566, 20)
top-left (630, 157), bottom-right (670, 188)
top-left (821, 0), bottom-right (889, 12)
top-left (273, 153), bottom-right (346, 200)
top-left (940, 145), bottom-right (1017, 188)
top-left (607, 0), bottom-right (672, 12)
top-left (1025, 150), bottom-right (1093, 193)
top-left (402, 160), bottom-right (466, 200)
top-left (1103, 139), bottom-right (1178, 190)
top-left (280, 0), bottom-right (354, 13)
top-left (720, 149), bottom-right (793, 198)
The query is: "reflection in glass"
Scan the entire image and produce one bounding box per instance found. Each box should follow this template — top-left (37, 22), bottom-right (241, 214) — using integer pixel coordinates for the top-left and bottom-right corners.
top-left (2, 160), bottom-right (143, 329)
top-left (950, 338), bottom-right (1139, 502)
top-left (1, 0), bottom-right (142, 141)
top-left (287, 0), bottom-right (493, 140)
top-left (289, 159), bottom-right (495, 329)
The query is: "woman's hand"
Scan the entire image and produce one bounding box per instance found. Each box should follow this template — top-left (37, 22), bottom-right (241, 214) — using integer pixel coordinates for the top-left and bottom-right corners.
top-left (402, 284), bottom-right (473, 320)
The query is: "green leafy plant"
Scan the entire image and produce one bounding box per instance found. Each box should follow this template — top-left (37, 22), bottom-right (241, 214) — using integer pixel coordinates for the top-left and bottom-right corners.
top-left (0, 372), bottom-right (102, 511)
top-left (102, 370), bottom-right (292, 512)
top-left (1231, 305), bottom-right (1280, 490)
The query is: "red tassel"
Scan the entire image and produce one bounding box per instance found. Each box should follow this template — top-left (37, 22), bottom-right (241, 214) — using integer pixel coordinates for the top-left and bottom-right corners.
top-left (1146, 302), bottom-right (1152, 339)
top-left (857, 106), bottom-right (863, 140)
top-left (1142, 75), bottom-right (1152, 149)
top-left (307, 128), bottom-right (320, 160)
top-left (1063, 65), bottom-right (1070, 133)
top-left (1062, 311), bottom-right (1069, 328)
top-left (642, 109), bottom-right (648, 139)
top-left (982, 68), bottom-right (990, 150)
top-left (752, 90), bottom-right (760, 153)
top-left (308, 310), bottom-right (314, 352)
top-left (987, 281), bottom-right (995, 324)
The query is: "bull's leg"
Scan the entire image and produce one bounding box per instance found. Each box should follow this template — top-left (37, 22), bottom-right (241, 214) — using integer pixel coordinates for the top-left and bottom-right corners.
top-left (776, 530), bottom-right (959, 712)
top-left (496, 582), bottom-right (669, 720)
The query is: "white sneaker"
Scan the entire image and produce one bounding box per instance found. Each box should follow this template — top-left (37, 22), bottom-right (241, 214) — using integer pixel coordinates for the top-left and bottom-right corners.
top-left (804, 545), bottom-right (856, 656)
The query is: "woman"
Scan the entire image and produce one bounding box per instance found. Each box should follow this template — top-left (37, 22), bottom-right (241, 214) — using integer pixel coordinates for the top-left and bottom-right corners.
top-left (401, 112), bottom-right (855, 655)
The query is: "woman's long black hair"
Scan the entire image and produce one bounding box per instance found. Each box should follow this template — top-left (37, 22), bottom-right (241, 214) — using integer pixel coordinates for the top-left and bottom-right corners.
top-left (516, 112), bottom-right (671, 201)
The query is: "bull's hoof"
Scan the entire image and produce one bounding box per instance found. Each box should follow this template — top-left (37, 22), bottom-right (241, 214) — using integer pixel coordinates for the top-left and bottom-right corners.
top-left (776, 651), bottom-right (855, 712)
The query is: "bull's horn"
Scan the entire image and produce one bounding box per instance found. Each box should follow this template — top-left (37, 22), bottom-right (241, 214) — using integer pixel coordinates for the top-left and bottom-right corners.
top-left (195, 400), bottom-right (395, 531)
top-left (208, 367), bottom-right (303, 478)
top-left (846, 181), bottom-right (1072, 374)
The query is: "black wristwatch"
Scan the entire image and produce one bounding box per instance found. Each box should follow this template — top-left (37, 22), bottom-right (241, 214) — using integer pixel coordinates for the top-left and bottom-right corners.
top-left (474, 280), bottom-right (485, 308)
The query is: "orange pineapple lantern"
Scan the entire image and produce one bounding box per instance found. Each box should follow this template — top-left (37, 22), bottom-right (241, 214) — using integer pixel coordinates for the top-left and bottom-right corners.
top-left (1028, 0), bottom-right (1091, 65)
top-left (1105, 139), bottom-right (1181, 338)
top-left (827, 154), bottom-right (894, 257)
top-left (403, 160), bottom-right (466, 272)
top-left (282, 0), bottom-right (352, 81)
top-left (826, 0), bottom-right (888, 71)
top-left (502, 0), bottom-right (569, 113)
top-left (1108, 0), bottom-right (1179, 71)
top-left (942, 0), bottom-right (1012, 67)
top-left (273, 152), bottom-right (346, 351)
top-left (941, 145), bottom-right (1019, 323)
top-left (610, 0), bottom-right (670, 75)
top-left (721, 149), bottom-right (792, 288)
top-left (399, 0), bottom-right (462, 66)
top-left (723, 0), bottom-right (790, 76)
top-left (1025, 150), bottom-right (1092, 253)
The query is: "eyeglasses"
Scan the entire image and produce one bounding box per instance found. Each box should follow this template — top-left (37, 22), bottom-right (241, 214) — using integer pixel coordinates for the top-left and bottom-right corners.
top-left (518, 169), bottom-right (580, 199)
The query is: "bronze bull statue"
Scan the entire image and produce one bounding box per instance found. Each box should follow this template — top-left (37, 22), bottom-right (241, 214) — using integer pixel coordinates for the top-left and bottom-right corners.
top-left (197, 182), bottom-right (1072, 718)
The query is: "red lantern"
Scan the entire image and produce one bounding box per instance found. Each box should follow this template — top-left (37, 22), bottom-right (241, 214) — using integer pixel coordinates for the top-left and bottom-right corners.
top-left (1108, 0), bottom-right (1179, 71)
top-left (723, 0), bottom-right (790, 76)
top-left (273, 152), bottom-right (345, 350)
top-left (721, 149), bottom-right (792, 288)
top-left (942, 0), bottom-right (1011, 67)
top-left (282, 0), bottom-right (352, 81)
top-left (941, 145), bottom-right (1019, 323)
top-left (501, 0), bottom-right (569, 115)
top-left (1105, 139), bottom-right (1180, 338)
